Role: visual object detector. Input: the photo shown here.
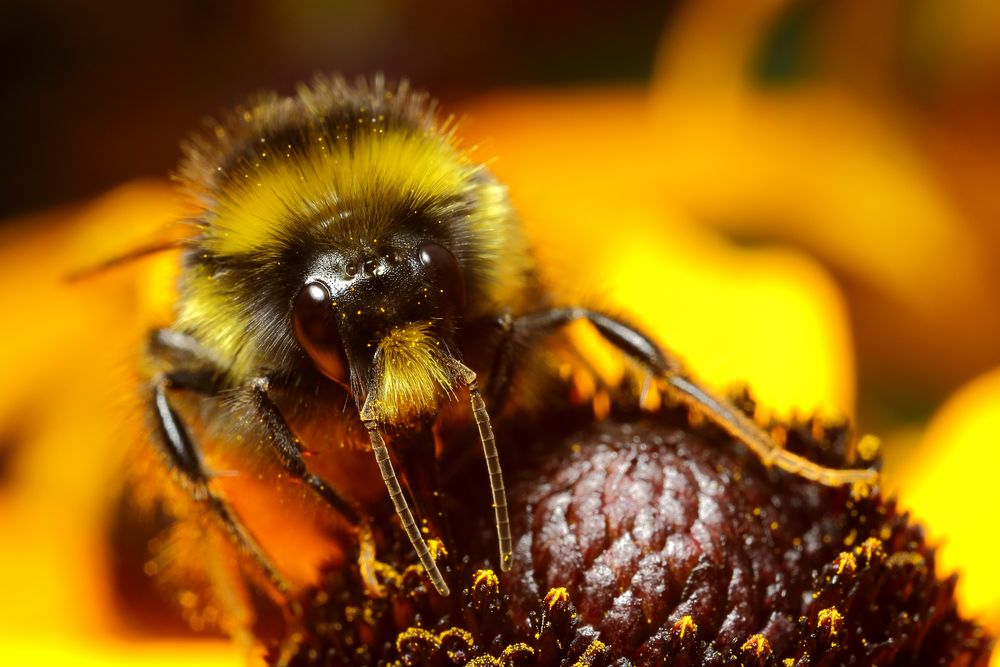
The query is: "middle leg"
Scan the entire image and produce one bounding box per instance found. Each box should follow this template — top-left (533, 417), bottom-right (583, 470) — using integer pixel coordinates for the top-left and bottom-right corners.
top-left (483, 307), bottom-right (879, 491)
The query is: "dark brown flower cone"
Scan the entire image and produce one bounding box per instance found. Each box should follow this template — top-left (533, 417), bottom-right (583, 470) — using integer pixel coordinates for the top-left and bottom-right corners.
top-left (257, 395), bottom-right (993, 667)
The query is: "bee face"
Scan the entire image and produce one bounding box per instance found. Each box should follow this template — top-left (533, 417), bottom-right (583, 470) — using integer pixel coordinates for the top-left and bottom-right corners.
top-left (169, 75), bottom-right (535, 429)
top-left (290, 232), bottom-right (468, 414)
top-left (298, 232), bottom-right (467, 341)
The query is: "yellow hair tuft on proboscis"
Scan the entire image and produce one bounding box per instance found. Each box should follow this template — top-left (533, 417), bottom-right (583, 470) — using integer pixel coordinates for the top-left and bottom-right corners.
top-left (368, 321), bottom-right (459, 425)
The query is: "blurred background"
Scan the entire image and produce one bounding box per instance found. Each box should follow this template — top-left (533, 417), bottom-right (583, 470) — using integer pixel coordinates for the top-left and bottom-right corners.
top-left (1, 0), bottom-right (998, 664)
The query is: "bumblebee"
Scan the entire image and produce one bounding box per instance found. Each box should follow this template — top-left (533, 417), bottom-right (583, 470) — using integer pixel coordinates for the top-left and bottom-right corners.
top-left (135, 74), bottom-right (877, 610)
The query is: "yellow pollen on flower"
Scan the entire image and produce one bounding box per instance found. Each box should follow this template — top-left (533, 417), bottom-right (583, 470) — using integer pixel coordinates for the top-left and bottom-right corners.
top-left (427, 539), bottom-right (448, 560)
top-left (741, 633), bottom-right (771, 657)
top-left (544, 587), bottom-right (569, 609)
top-left (818, 607), bottom-right (844, 635)
top-left (835, 551), bottom-right (857, 576)
top-left (395, 627), bottom-right (438, 654)
top-left (857, 537), bottom-right (886, 565)
top-left (886, 551), bottom-right (927, 569)
top-left (500, 644), bottom-right (535, 660)
top-left (857, 434), bottom-right (881, 461)
top-left (673, 615), bottom-right (698, 640)
top-left (473, 569), bottom-right (499, 590)
top-left (569, 641), bottom-right (608, 667)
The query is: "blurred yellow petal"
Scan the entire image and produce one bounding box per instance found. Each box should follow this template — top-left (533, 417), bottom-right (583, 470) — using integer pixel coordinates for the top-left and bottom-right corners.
top-left (0, 182), bottom-right (180, 643)
top-left (561, 206), bottom-right (854, 418)
top-left (2, 639), bottom-right (241, 667)
top-left (895, 367), bottom-right (1000, 633)
top-left (649, 90), bottom-right (985, 317)
top-left (466, 90), bottom-right (853, 418)
top-left (646, 0), bottom-right (1000, 391)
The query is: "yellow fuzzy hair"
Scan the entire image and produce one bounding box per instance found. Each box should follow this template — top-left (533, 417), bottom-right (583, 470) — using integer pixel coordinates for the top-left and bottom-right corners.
top-left (367, 321), bottom-right (459, 425)
top-left (202, 129), bottom-right (472, 257)
top-left (174, 77), bottom-right (536, 381)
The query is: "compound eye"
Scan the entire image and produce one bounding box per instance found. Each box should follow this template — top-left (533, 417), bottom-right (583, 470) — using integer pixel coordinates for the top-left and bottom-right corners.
top-left (292, 281), bottom-right (347, 382)
top-left (419, 242), bottom-right (466, 315)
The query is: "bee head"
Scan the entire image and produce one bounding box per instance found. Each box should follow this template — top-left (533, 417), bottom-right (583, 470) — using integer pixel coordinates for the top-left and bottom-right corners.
top-left (291, 236), bottom-right (468, 424)
top-left (174, 75), bottom-right (535, 422)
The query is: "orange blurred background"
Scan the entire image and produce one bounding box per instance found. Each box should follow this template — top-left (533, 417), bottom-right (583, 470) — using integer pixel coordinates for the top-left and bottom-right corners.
top-left (0, 1), bottom-right (998, 664)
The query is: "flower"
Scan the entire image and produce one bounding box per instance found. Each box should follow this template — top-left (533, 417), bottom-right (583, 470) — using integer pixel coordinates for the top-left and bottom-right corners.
top-left (257, 396), bottom-right (991, 666)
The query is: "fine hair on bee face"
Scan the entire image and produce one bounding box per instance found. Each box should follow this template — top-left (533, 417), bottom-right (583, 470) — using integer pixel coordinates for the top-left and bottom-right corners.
top-left (136, 74), bottom-right (879, 609)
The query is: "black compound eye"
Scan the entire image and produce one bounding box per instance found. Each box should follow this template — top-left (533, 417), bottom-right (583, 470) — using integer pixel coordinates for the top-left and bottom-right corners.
top-left (419, 242), bottom-right (466, 315)
top-left (292, 281), bottom-right (347, 382)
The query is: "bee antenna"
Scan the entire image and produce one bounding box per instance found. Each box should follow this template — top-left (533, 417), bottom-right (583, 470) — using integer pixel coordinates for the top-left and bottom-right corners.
top-left (359, 406), bottom-right (450, 596)
top-left (455, 362), bottom-right (513, 572)
top-left (64, 238), bottom-right (187, 282)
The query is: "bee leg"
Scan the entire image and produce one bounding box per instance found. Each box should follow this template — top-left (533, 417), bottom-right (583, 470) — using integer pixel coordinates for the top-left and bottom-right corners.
top-left (490, 308), bottom-right (879, 490)
top-left (247, 378), bottom-right (363, 525)
top-left (151, 372), bottom-right (294, 600)
top-left (576, 311), bottom-right (879, 490)
top-left (148, 332), bottom-right (382, 592)
top-left (483, 309), bottom-right (651, 410)
top-left (661, 375), bottom-right (879, 492)
top-left (483, 312), bottom-right (518, 410)
top-left (246, 378), bottom-right (385, 597)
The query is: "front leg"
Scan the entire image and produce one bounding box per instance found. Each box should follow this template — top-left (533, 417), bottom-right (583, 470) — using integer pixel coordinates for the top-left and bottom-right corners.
top-left (482, 308), bottom-right (675, 411)
top-left (151, 329), bottom-right (383, 595)
top-left (246, 377), bottom-right (362, 526)
top-left (483, 309), bottom-right (879, 491)
top-left (245, 377), bottom-right (385, 596)
top-left (150, 370), bottom-right (292, 599)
